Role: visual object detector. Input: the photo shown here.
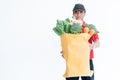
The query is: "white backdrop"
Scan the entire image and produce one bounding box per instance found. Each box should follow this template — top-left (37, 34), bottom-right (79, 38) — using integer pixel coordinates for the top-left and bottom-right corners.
top-left (0, 0), bottom-right (120, 80)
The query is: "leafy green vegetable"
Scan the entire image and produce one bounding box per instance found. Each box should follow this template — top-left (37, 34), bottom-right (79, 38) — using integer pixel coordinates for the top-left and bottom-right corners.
top-left (86, 24), bottom-right (99, 33)
top-left (53, 26), bottom-right (65, 36)
top-left (56, 20), bottom-right (64, 26)
top-left (70, 23), bottom-right (82, 34)
top-left (53, 18), bottom-right (72, 36)
top-left (65, 18), bottom-right (70, 23)
top-left (53, 19), bottom-right (65, 36)
top-left (63, 20), bottom-right (71, 33)
top-left (53, 27), bottom-right (62, 36)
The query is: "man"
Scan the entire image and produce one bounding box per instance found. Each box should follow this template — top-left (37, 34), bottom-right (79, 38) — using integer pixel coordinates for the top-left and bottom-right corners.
top-left (65, 3), bottom-right (100, 80)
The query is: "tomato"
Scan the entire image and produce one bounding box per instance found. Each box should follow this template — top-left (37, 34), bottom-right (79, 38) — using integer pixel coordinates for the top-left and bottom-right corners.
top-left (88, 29), bottom-right (95, 35)
top-left (83, 27), bottom-right (89, 33)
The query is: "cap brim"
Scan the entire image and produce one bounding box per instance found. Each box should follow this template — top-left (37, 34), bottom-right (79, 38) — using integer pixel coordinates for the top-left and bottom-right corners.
top-left (73, 9), bottom-right (84, 13)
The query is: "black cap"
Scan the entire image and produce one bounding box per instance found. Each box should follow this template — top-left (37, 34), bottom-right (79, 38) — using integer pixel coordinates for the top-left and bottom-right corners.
top-left (73, 4), bottom-right (86, 13)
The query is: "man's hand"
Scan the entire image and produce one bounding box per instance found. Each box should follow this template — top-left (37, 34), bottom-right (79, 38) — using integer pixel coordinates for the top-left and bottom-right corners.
top-left (60, 51), bottom-right (64, 58)
top-left (94, 39), bottom-right (100, 48)
top-left (60, 51), bottom-right (63, 53)
top-left (89, 39), bottom-right (100, 50)
top-left (89, 43), bottom-right (94, 50)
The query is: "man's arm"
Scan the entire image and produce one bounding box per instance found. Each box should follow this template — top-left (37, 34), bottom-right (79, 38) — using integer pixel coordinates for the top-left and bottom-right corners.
top-left (92, 33), bottom-right (100, 48)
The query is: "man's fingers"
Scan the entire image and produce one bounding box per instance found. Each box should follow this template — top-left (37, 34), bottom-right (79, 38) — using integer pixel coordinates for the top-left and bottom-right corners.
top-left (60, 51), bottom-right (63, 53)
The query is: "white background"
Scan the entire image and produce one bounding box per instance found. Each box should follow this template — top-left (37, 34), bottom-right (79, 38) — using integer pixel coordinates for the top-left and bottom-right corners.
top-left (0, 0), bottom-right (120, 80)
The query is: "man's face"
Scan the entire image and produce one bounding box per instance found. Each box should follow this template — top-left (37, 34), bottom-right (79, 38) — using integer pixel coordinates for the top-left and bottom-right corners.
top-left (73, 10), bottom-right (86, 20)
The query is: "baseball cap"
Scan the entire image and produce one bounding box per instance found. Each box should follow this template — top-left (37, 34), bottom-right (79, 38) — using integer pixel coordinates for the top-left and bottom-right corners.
top-left (73, 3), bottom-right (86, 13)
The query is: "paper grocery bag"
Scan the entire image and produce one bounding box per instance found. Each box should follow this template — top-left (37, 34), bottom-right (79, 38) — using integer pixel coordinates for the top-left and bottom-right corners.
top-left (61, 33), bottom-right (93, 78)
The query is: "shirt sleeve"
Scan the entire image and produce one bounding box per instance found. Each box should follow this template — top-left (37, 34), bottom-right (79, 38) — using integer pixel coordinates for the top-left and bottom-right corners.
top-left (92, 33), bottom-right (99, 42)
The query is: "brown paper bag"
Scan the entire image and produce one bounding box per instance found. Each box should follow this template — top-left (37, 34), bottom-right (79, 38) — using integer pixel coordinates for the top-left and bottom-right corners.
top-left (61, 33), bottom-right (93, 78)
